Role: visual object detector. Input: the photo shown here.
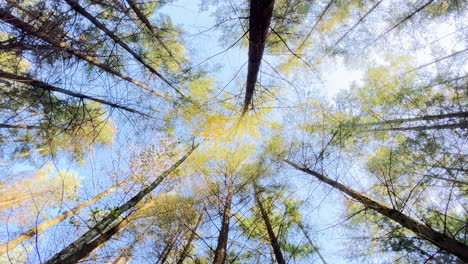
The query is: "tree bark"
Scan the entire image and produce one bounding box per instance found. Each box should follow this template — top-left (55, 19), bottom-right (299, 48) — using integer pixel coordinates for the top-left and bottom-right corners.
top-left (253, 183), bottom-right (286, 264)
top-left (0, 70), bottom-right (154, 118)
top-left (43, 143), bottom-right (199, 264)
top-left (297, 223), bottom-right (328, 264)
top-left (284, 160), bottom-right (468, 262)
top-left (0, 8), bottom-right (173, 102)
top-left (243, 0), bottom-right (276, 114)
top-left (176, 213), bottom-right (203, 264)
top-left (0, 124), bottom-right (42, 129)
top-left (0, 173), bottom-right (139, 256)
top-left (64, 0), bottom-right (185, 98)
top-left (212, 178), bottom-right (234, 264)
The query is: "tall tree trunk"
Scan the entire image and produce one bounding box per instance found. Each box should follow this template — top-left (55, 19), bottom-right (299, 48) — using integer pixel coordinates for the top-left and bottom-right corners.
top-left (0, 173), bottom-right (140, 256)
top-left (63, 0), bottom-right (185, 98)
top-left (0, 147), bottom-right (49, 165)
top-left (369, 122), bottom-right (467, 132)
top-left (43, 143), bottom-right (199, 264)
top-left (349, 111), bottom-right (468, 128)
top-left (284, 160), bottom-right (468, 262)
top-left (0, 8), bottom-right (173, 102)
top-left (253, 183), bottom-right (286, 264)
top-left (297, 223), bottom-right (328, 264)
top-left (213, 178), bottom-right (234, 264)
top-left (0, 124), bottom-right (42, 129)
top-left (158, 230), bottom-right (181, 264)
top-left (243, 0), bottom-right (276, 114)
top-left (0, 70), bottom-right (153, 118)
top-left (176, 213), bottom-right (203, 264)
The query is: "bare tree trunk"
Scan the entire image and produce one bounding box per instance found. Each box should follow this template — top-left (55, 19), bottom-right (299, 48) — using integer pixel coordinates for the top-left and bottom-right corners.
top-left (43, 143), bottom-right (199, 264)
top-left (63, 0), bottom-right (185, 98)
top-left (284, 160), bottom-right (468, 262)
top-left (0, 8), bottom-right (173, 102)
top-left (0, 147), bottom-right (49, 165)
top-left (297, 223), bottom-right (328, 264)
top-left (253, 183), bottom-right (286, 264)
top-left (370, 122), bottom-right (467, 132)
top-left (0, 124), bottom-right (42, 129)
top-left (0, 70), bottom-right (154, 118)
top-left (350, 111), bottom-right (468, 128)
top-left (158, 230), bottom-right (181, 264)
top-left (243, 0), bottom-right (276, 114)
top-left (213, 178), bottom-right (234, 264)
top-left (176, 213), bottom-right (203, 264)
top-left (0, 173), bottom-right (139, 256)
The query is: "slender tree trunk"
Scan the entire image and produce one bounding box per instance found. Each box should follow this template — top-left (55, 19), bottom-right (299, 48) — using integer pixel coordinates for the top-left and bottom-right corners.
top-left (297, 223), bottom-right (328, 264)
top-left (176, 213), bottom-right (203, 264)
top-left (370, 122), bottom-right (467, 132)
top-left (0, 8), bottom-right (173, 102)
top-left (0, 70), bottom-right (154, 118)
top-left (284, 160), bottom-right (468, 262)
top-left (213, 178), bottom-right (234, 264)
top-left (243, 0), bottom-right (276, 114)
top-left (0, 124), bottom-right (42, 129)
top-left (253, 183), bottom-right (286, 264)
top-left (350, 111), bottom-right (468, 128)
top-left (158, 230), bottom-right (180, 264)
top-left (0, 147), bottom-right (49, 165)
top-left (0, 191), bottom-right (49, 208)
top-left (0, 173), bottom-right (138, 256)
top-left (43, 143), bottom-right (199, 264)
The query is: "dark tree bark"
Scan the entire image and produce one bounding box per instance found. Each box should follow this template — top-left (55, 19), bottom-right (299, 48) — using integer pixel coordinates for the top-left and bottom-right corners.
top-left (43, 143), bottom-right (199, 264)
top-left (0, 8), bottom-right (173, 102)
top-left (243, 0), bottom-right (276, 115)
top-left (284, 160), bottom-right (468, 262)
top-left (213, 178), bottom-right (234, 264)
top-left (253, 183), bottom-right (286, 264)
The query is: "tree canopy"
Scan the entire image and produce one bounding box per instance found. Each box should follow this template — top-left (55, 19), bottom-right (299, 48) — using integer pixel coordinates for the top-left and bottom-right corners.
top-left (0, 0), bottom-right (466, 263)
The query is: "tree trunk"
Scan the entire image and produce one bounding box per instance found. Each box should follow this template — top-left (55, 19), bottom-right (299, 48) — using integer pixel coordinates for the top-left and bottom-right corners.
top-left (350, 111), bottom-right (468, 128)
top-left (63, 0), bottom-right (185, 98)
top-left (212, 178), bottom-right (234, 264)
top-left (0, 70), bottom-right (153, 118)
top-left (43, 143), bottom-right (199, 264)
top-left (253, 183), bottom-right (286, 264)
top-left (0, 8), bottom-right (173, 102)
top-left (158, 230), bottom-right (180, 264)
top-left (0, 173), bottom-right (140, 256)
top-left (0, 124), bottom-right (42, 129)
top-left (370, 122), bottom-right (467, 132)
top-left (284, 160), bottom-right (468, 262)
top-left (176, 213), bottom-right (203, 264)
top-left (243, 0), bottom-right (276, 114)
top-left (0, 147), bottom-right (49, 165)
top-left (297, 223), bottom-right (328, 264)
